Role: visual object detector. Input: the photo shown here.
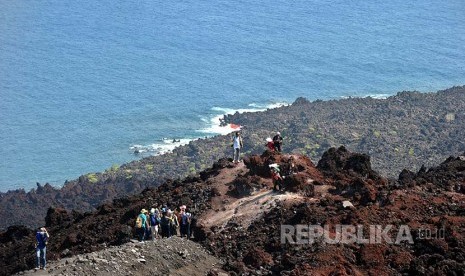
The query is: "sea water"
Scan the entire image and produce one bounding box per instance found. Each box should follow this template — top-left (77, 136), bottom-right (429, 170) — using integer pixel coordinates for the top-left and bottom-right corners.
top-left (1, 0), bottom-right (465, 191)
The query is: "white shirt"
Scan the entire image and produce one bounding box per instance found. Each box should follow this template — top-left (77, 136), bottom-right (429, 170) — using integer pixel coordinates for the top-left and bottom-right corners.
top-left (233, 136), bottom-right (242, 149)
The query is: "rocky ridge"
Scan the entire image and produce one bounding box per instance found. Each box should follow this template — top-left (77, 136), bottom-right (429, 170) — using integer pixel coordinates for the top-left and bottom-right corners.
top-left (199, 148), bottom-right (465, 275)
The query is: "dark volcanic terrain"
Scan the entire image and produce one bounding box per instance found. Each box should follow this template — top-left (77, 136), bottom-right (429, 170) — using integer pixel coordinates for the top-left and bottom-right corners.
top-left (1, 147), bottom-right (464, 275)
top-left (1, 86), bottom-right (465, 231)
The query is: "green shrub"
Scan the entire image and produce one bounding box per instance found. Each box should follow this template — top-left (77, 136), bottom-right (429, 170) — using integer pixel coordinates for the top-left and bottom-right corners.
top-left (87, 173), bottom-right (98, 184)
top-left (145, 164), bottom-right (154, 172)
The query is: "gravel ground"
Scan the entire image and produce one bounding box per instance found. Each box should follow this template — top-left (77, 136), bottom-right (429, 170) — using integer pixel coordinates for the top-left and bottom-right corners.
top-left (15, 237), bottom-right (225, 276)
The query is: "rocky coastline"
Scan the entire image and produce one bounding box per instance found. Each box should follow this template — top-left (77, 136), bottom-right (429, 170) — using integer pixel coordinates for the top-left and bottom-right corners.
top-left (1, 86), bottom-right (465, 231)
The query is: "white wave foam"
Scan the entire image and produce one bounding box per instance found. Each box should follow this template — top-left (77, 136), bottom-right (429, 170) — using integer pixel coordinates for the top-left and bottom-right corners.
top-left (365, 94), bottom-right (391, 99)
top-left (130, 138), bottom-right (192, 156)
top-left (129, 101), bottom-right (289, 156)
top-left (340, 93), bottom-right (392, 100)
top-left (199, 102), bottom-right (289, 135)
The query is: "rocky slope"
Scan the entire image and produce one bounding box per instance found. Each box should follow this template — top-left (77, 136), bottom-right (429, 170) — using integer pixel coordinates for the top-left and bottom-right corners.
top-left (1, 86), bottom-right (465, 231)
top-left (2, 147), bottom-right (465, 275)
top-left (200, 148), bottom-right (465, 275)
top-left (14, 237), bottom-right (224, 276)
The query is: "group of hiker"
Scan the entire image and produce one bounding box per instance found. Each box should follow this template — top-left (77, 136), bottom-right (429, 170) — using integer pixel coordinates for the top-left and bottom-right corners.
top-left (31, 131), bottom-right (285, 271)
top-left (232, 130), bottom-right (296, 192)
top-left (135, 205), bottom-right (192, 243)
top-left (269, 156), bottom-right (298, 192)
top-left (232, 130), bottom-right (283, 164)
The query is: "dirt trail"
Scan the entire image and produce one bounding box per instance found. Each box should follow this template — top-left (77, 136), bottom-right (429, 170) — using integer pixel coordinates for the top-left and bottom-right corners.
top-left (199, 162), bottom-right (307, 230)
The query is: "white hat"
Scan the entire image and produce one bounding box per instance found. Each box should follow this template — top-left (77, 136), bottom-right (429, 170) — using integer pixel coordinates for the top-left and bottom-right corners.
top-left (266, 137), bottom-right (273, 142)
top-left (277, 132), bottom-right (281, 135)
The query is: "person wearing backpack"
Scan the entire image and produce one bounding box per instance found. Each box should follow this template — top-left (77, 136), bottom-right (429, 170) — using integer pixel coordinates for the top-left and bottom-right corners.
top-left (149, 208), bottom-right (160, 241)
top-left (136, 209), bottom-right (149, 242)
top-left (169, 210), bottom-right (179, 237)
top-left (160, 209), bottom-right (171, 238)
top-left (273, 132), bottom-right (283, 152)
top-left (179, 206), bottom-right (192, 239)
top-left (270, 165), bottom-right (283, 191)
top-left (35, 227), bottom-right (49, 270)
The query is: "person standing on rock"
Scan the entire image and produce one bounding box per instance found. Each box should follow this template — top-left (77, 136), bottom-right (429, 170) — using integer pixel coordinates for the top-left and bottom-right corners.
top-left (287, 156), bottom-right (298, 175)
top-left (35, 227), bottom-right (49, 270)
top-left (270, 165), bottom-right (283, 192)
top-left (273, 132), bottom-right (283, 152)
top-left (266, 137), bottom-right (275, 152)
top-left (232, 131), bottom-right (243, 164)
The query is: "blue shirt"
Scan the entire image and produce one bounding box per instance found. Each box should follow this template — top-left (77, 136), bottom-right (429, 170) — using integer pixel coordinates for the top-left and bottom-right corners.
top-left (36, 231), bottom-right (48, 249)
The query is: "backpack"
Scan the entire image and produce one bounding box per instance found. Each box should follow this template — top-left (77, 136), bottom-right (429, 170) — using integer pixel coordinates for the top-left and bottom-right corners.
top-left (135, 215), bottom-right (142, 228)
top-left (160, 216), bottom-right (169, 226)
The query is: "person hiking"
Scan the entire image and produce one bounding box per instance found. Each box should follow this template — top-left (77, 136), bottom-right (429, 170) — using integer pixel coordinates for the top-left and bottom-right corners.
top-left (287, 156), bottom-right (298, 175)
top-left (35, 227), bottom-right (49, 270)
top-left (179, 205), bottom-right (192, 239)
top-left (160, 209), bottom-right (171, 238)
top-left (232, 131), bottom-right (243, 164)
top-left (282, 155), bottom-right (299, 177)
top-left (169, 210), bottom-right (179, 237)
top-left (265, 137), bottom-right (275, 152)
top-left (136, 209), bottom-right (149, 242)
top-left (273, 132), bottom-right (283, 152)
top-left (149, 208), bottom-right (160, 241)
top-left (270, 164), bottom-right (283, 191)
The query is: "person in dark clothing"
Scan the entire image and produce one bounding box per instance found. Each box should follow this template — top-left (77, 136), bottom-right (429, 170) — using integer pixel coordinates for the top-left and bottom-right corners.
top-left (179, 205), bottom-right (192, 239)
top-left (160, 210), bottom-right (171, 238)
top-left (273, 132), bottom-right (283, 152)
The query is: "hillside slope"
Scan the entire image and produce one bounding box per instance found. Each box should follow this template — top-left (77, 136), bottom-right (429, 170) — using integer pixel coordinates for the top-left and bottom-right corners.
top-left (2, 147), bottom-right (465, 275)
top-left (15, 237), bottom-right (223, 276)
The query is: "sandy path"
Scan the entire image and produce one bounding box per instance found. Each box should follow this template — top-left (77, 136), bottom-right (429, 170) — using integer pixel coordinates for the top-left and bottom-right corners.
top-left (199, 161), bottom-right (307, 230)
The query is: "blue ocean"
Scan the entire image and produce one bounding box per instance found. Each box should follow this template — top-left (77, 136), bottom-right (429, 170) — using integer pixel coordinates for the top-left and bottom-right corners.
top-left (1, 0), bottom-right (465, 192)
